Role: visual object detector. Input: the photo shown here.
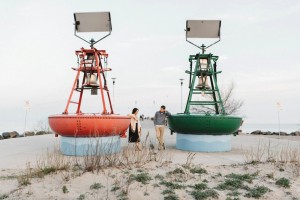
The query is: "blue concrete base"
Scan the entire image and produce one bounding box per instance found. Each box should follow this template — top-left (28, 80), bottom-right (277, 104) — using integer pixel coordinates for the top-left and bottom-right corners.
top-left (60, 136), bottom-right (121, 156)
top-left (176, 133), bottom-right (231, 152)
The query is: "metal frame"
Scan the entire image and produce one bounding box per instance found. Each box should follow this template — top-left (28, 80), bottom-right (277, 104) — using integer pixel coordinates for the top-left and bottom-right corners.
top-left (183, 20), bottom-right (225, 114)
top-left (64, 48), bottom-right (114, 115)
top-left (184, 53), bottom-right (225, 114)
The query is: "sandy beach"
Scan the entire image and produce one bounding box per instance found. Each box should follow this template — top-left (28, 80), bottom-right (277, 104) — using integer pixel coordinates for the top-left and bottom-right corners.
top-left (1, 120), bottom-right (300, 200)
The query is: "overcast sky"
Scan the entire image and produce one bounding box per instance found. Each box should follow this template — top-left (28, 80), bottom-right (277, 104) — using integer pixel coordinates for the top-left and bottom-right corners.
top-left (0, 0), bottom-right (299, 133)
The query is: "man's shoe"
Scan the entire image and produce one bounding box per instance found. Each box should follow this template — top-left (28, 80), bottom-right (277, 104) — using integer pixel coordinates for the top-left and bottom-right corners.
top-left (162, 143), bottom-right (165, 150)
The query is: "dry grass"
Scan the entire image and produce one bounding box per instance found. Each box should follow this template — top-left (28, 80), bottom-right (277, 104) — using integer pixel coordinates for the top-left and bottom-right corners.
top-left (9, 133), bottom-right (173, 200)
top-left (17, 162), bottom-right (32, 186)
top-left (14, 132), bottom-right (171, 186)
top-left (78, 131), bottom-right (170, 172)
top-left (242, 139), bottom-right (300, 177)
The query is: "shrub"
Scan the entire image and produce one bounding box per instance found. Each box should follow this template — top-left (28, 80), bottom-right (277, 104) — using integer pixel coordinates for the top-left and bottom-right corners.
top-left (62, 185), bottom-right (69, 193)
top-left (131, 172), bottom-right (152, 184)
top-left (111, 185), bottom-right (120, 192)
top-left (164, 194), bottom-right (179, 200)
top-left (77, 194), bottom-right (85, 200)
top-left (266, 173), bottom-right (274, 179)
top-left (216, 179), bottom-right (244, 191)
top-left (160, 180), bottom-right (186, 189)
top-left (276, 177), bottom-right (290, 188)
top-left (0, 194), bottom-right (9, 200)
top-left (193, 183), bottom-right (208, 190)
top-left (244, 186), bottom-right (270, 198)
top-left (191, 189), bottom-right (219, 200)
top-left (225, 172), bottom-right (257, 183)
top-left (90, 182), bottom-right (104, 190)
top-left (227, 190), bottom-right (241, 197)
top-left (190, 167), bottom-right (207, 174)
top-left (168, 168), bottom-right (185, 175)
top-left (162, 189), bottom-right (175, 195)
top-left (202, 179), bottom-right (208, 183)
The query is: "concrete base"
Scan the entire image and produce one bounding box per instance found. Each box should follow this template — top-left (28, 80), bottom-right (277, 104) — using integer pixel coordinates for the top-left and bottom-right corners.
top-left (60, 136), bottom-right (121, 156)
top-left (176, 133), bottom-right (231, 152)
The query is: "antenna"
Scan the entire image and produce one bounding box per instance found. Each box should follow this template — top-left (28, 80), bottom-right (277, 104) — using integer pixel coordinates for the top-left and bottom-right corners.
top-left (74, 12), bottom-right (112, 48)
top-left (185, 20), bottom-right (221, 54)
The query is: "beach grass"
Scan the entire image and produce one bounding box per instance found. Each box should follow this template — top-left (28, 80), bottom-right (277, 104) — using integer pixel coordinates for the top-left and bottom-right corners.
top-left (2, 131), bottom-right (300, 199)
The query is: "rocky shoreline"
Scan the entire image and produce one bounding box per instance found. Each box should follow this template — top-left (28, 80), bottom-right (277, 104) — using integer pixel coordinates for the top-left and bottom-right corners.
top-left (0, 131), bottom-right (53, 140)
top-left (247, 130), bottom-right (300, 136)
top-left (2, 129), bottom-right (300, 140)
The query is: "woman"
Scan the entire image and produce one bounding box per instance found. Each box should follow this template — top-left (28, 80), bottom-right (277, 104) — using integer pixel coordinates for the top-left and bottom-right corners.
top-left (127, 108), bottom-right (142, 151)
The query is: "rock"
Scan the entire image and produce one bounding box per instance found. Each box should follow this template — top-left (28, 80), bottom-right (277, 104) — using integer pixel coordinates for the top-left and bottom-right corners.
top-left (291, 131), bottom-right (300, 136)
top-left (24, 131), bottom-right (35, 137)
top-left (9, 131), bottom-right (19, 138)
top-left (2, 132), bottom-right (10, 139)
top-left (263, 131), bottom-right (272, 135)
top-left (0, 135), bottom-right (3, 140)
top-left (279, 132), bottom-right (287, 136)
top-left (35, 131), bottom-right (47, 135)
top-left (272, 132), bottom-right (287, 136)
top-left (2, 131), bottom-right (19, 139)
top-left (250, 130), bottom-right (262, 135)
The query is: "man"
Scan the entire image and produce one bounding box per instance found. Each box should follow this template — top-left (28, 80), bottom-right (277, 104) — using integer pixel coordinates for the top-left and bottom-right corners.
top-left (154, 105), bottom-right (171, 150)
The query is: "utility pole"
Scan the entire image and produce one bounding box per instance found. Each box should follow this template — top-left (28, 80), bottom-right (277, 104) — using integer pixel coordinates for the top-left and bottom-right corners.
top-left (112, 77), bottom-right (116, 106)
top-left (276, 102), bottom-right (282, 136)
top-left (179, 79), bottom-right (184, 112)
top-left (24, 100), bottom-right (30, 135)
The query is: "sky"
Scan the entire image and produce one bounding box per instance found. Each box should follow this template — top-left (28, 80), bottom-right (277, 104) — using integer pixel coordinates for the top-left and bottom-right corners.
top-left (0, 0), bottom-right (299, 133)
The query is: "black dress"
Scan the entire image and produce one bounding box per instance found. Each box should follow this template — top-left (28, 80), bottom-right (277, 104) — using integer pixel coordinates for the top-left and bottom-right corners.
top-left (128, 123), bottom-right (140, 143)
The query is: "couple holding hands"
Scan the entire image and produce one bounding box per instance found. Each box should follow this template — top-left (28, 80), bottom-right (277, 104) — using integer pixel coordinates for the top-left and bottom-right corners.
top-left (127, 105), bottom-right (171, 151)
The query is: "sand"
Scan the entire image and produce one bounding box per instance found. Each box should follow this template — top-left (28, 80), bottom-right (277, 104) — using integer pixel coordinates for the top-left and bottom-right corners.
top-left (1, 120), bottom-right (300, 199)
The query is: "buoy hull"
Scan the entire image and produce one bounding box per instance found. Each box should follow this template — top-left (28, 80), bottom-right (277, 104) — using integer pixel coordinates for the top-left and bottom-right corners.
top-left (48, 114), bottom-right (130, 137)
top-left (169, 114), bottom-right (241, 152)
top-left (168, 114), bottom-right (242, 135)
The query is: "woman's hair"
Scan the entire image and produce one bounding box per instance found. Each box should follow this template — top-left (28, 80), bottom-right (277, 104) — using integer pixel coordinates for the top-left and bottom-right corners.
top-left (132, 108), bottom-right (139, 114)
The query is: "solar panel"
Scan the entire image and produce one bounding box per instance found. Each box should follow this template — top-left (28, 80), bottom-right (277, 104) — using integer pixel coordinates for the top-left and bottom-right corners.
top-left (186, 20), bottom-right (221, 38)
top-left (74, 12), bottom-right (112, 33)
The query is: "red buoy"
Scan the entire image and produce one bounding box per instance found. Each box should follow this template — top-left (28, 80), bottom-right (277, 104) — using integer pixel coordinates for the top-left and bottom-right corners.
top-left (48, 46), bottom-right (130, 138)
